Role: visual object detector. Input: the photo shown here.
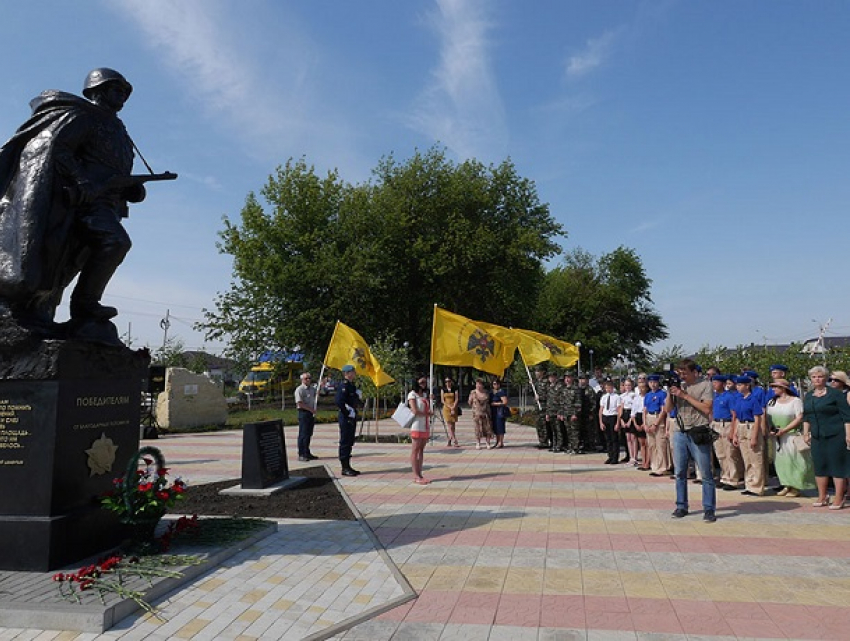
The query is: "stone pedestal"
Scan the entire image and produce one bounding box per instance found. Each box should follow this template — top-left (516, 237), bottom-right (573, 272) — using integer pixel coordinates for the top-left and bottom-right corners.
top-left (0, 340), bottom-right (149, 571)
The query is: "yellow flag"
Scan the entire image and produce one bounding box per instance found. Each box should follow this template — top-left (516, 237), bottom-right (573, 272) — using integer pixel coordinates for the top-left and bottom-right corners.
top-left (474, 320), bottom-right (519, 371)
top-left (324, 321), bottom-right (395, 387)
top-left (511, 329), bottom-right (552, 367)
top-left (514, 329), bottom-right (579, 368)
top-left (430, 307), bottom-right (512, 376)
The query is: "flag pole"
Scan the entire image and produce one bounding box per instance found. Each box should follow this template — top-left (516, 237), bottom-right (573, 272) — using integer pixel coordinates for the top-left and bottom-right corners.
top-left (429, 304), bottom-right (437, 444)
top-left (518, 346), bottom-right (542, 410)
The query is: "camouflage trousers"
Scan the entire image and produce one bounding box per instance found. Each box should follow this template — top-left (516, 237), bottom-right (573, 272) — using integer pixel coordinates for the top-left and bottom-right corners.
top-left (535, 411), bottom-right (550, 447)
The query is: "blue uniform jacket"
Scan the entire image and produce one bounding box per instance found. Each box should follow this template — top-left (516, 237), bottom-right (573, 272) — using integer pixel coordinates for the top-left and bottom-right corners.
top-left (732, 393), bottom-right (763, 422)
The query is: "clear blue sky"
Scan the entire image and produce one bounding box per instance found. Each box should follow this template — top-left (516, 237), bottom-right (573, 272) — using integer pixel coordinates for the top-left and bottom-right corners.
top-left (2, 1), bottom-right (848, 357)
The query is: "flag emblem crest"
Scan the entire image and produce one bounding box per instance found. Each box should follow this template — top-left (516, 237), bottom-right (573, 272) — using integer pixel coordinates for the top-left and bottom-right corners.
top-left (467, 329), bottom-right (496, 363)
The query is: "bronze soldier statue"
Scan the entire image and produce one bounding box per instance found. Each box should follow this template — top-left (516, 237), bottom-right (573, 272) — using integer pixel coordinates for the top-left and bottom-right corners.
top-left (0, 68), bottom-right (175, 347)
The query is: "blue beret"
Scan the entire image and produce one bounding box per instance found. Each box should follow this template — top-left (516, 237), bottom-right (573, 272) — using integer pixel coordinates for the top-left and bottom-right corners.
top-left (734, 375), bottom-right (752, 384)
top-left (743, 370), bottom-right (759, 379)
top-left (711, 374), bottom-right (728, 382)
top-left (341, 364), bottom-right (355, 372)
top-left (770, 364), bottom-right (788, 372)
top-left (647, 374), bottom-right (661, 381)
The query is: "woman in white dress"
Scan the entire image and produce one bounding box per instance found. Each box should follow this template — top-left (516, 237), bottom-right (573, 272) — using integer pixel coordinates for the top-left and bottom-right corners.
top-left (767, 378), bottom-right (814, 497)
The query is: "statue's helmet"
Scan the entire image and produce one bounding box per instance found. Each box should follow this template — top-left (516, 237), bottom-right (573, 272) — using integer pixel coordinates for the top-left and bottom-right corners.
top-left (82, 68), bottom-right (133, 99)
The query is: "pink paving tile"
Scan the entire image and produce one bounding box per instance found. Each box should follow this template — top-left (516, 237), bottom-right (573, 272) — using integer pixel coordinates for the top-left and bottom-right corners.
top-left (515, 531), bottom-right (549, 548)
top-left (584, 610), bottom-right (635, 631)
top-left (608, 534), bottom-right (646, 551)
top-left (454, 530), bottom-right (490, 545)
top-left (584, 596), bottom-right (630, 613)
top-left (725, 616), bottom-right (784, 638)
top-left (484, 531), bottom-right (519, 547)
top-left (670, 599), bottom-right (722, 617)
top-left (627, 597), bottom-right (675, 615)
top-left (631, 612), bottom-right (684, 634)
top-left (774, 618), bottom-right (835, 640)
top-left (578, 534), bottom-right (612, 550)
top-left (678, 614), bottom-right (735, 637)
top-left (403, 589), bottom-right (459, 624)
top-left (540, 596), bottom-right (587, 628)
top-left (547, 532), bottom-right (579, 548)
top-left (494, 593), bottom-right (542, 627)
top-left (717, 600), bottom-right (769, 619)
top-left (448, 592), bottom-right (500, 625)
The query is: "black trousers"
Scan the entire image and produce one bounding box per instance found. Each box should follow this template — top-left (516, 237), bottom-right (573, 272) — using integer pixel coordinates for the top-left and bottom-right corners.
top-left (338, 412), bottom-right (357, 461)
top-left (602, 414), bottom-right (619, 461)
top-left (298, 409), bottom-right (315, 457)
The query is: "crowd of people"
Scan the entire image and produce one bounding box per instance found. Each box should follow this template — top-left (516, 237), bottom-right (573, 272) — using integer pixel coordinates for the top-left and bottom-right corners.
top-left (297, 359), bottom-right (850, 508)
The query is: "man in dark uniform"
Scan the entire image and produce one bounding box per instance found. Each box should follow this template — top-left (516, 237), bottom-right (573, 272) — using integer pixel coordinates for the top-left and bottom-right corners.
top-left (577, 373), bottom-right (595, 453)
top-left (0, 68), bottom-right (146, 344)
top-left (561, 371), bottom-right (582, 454)
top-left (334, 364), bottom-right (362, 476)
top-left (532, 366), bottom-right (550, 449)
top-left (545, 371), bottom-right (563, 451)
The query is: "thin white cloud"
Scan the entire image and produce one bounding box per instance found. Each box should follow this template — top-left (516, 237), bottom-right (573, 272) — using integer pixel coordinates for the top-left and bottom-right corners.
top-left (109, 0), bottom-right (358, 170)
top-left (566, 29), bottom-right (621, 79)
top-left (408, 0), bottom-right (506, 161)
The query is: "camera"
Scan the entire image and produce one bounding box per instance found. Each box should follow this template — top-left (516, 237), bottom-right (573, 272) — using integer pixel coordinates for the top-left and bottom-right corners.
top-left (660, 364), bottom-right (681, 390)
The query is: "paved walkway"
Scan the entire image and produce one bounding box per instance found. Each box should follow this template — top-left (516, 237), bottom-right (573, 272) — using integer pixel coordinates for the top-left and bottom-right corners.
top-left (3, 414), bottom-right (850, 640)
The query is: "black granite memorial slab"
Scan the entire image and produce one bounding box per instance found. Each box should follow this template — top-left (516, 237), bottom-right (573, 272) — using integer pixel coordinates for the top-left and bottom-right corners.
top-left (0, 340), bottom-right (149, 571)
top-left (241, 420), bottom-right (289, 490)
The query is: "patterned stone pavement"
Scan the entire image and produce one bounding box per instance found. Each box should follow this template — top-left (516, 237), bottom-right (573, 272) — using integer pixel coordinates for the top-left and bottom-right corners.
top-left (2, 413), bottom-right (850, 639)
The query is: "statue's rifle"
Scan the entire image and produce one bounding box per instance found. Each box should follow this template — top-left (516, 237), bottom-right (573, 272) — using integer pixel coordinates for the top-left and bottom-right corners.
top-left (63, 171), bottom-right (178, 207)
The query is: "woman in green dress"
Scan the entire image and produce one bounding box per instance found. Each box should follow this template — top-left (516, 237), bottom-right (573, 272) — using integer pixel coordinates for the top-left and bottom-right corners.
top-left (767, 379), bottom-right (813, 497)
top-left (802, 366), bottom-right (850, 509)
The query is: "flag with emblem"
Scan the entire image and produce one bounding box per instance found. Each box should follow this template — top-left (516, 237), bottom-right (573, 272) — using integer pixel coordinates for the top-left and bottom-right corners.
top-left (430, 307), bottom-right (512, 376)
top-left (324, 321), bottom-right (395, 387)
top-left (514, 328), bottom-right (579, 368)
top-left (511, 328), bottom-right (552, 368)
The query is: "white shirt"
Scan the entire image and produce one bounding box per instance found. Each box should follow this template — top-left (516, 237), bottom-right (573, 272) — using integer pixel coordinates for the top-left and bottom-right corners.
top-left (619, 391), bottom-right (636, 410)
top-left (600, 392), bottom-right (622, 416)
top-left (631, 393), bottom-right (645, 415)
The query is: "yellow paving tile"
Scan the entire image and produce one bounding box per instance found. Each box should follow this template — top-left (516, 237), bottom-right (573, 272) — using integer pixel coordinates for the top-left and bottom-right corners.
top-left (543, 568), bottom-right (583, 595)
top-left (658, 574), bottom-right (710, 600)
top-left (197, 578), bottom-right (227, 591)
top-left (354, 594), bottom-right (373, 604)
top-left (236, 609), bottom-right (262, 623)
top-left (174, 618), bottom-right (210, 638)
top-left (272, 598), bottom-right (295, 611)
top-left (240, 589), bottom-right (267, 604)
top-left (504, 567), bottom-right (544, 593)
top-left (426, 567), bottom-right (471, 590)
top-left (465, 567), bottom-right (508, 592)
top-left (604, 521), bottom-right (639, 535)
top-left (581, 570), bottom-right (626, 597)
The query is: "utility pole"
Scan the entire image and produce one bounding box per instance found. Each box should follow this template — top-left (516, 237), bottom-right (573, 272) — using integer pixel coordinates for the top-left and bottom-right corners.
top-left (160, 309), bottom-right (171, 351)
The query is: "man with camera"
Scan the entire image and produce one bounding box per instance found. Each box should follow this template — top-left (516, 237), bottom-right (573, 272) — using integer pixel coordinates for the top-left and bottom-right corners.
top-left (666, 359), bottom-right (717, 522)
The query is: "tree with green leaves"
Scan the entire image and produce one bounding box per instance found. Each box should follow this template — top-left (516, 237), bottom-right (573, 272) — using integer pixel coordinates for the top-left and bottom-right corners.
top-left (199, 147), bottom-right (565, 366)
top-left (535, 246), bottom-right (668, 368)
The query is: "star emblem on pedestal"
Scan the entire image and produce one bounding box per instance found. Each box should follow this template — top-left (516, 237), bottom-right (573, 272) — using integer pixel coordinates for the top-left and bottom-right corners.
top-left (86, 432), bottom-right (118, 476)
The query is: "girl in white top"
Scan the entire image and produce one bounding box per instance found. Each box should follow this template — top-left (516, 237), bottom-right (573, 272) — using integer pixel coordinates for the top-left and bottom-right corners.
top-left (631, 380), bottom-right (650, 469)
top-left (619, 379), bottom-right (638, 465)
top-left (408, 377), bottom-right (431, 485)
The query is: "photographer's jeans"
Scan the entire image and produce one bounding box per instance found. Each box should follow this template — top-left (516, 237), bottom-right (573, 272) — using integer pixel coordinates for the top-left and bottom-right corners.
top-left (672, 429), bottom-right (716, 512)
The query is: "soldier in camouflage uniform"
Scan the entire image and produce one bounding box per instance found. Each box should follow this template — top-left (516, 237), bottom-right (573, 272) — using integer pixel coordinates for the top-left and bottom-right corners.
top-left (532, 366), bottom-right (550, 449)
top-left (545, 371), bottom-right (564, 452)
top-left (560, 372), bottom-right (582, 454)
